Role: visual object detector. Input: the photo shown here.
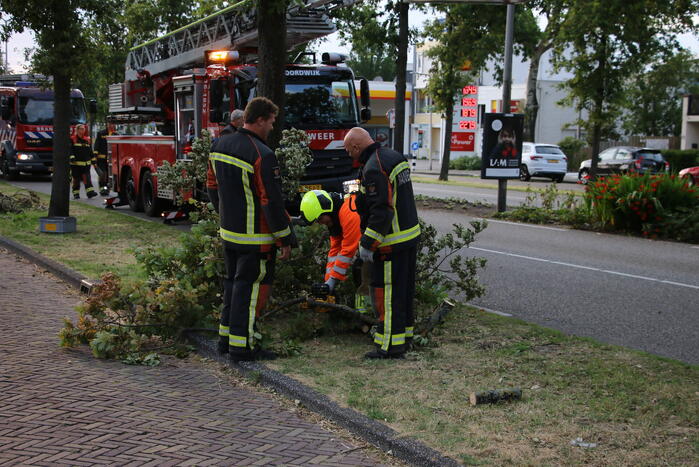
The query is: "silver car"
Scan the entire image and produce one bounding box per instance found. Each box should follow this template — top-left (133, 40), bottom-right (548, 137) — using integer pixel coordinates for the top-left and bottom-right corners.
top-left (520, 142), bottom-right (568, 183)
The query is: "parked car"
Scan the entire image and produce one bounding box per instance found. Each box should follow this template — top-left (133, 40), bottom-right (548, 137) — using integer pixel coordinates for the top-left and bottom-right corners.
top-left (578, 146), bottom-right (669, 183)
top-left (520, 142), bottom-right (568, 182)
top-left (679, 166), bottom-right (699, 186)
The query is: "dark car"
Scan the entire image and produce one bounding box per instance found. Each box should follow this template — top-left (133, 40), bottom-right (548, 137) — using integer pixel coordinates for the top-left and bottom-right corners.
top-left (578, 146), bottom-right (669, 183)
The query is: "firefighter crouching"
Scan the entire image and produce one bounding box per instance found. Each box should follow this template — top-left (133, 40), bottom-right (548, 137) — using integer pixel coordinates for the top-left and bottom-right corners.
top-left (210, 97), bottom-right (297, 362)
top-left (343, 127), bottom-right (421, 360)
top-left (93, 127), bottom-right (110, 196)
top-left (299, 189), bottom-right (369, 312)
top-left (70, 124), bottom-right (98, 200)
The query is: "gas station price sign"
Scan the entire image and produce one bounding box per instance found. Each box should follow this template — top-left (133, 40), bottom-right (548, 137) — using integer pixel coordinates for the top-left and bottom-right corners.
top-left (451, 85), bottom-right (478, 153)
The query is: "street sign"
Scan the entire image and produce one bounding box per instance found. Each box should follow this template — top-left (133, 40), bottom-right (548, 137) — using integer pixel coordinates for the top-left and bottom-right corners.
top-left (480, 113), bottom-right (523, 179)
top-left (411, 141), bottom-right (419, 151)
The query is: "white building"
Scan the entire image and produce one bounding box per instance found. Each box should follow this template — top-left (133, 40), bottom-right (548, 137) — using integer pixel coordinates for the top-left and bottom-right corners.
top-left (680, 95), bottom-right (699, 150)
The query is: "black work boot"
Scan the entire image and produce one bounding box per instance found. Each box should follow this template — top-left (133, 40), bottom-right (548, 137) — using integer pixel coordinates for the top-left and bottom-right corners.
top-left (229, 347), bottom-right (278, 362)
top-left (364, 346), bottom-right (406, 360)
top-left (217, 338), bottom-right (229, 355)
top-left (87, 190), bottom-right (98, 199)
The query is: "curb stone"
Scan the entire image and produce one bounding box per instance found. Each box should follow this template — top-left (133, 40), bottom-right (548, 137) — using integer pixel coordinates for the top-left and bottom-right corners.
top-left (186, 333), bottom-right (462, 467)
top-left (0, 234), bottom-right (463, 467)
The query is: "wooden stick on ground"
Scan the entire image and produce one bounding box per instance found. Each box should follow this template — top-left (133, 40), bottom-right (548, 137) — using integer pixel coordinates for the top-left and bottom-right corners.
top-left (469, 388), bottom-right (522, 406)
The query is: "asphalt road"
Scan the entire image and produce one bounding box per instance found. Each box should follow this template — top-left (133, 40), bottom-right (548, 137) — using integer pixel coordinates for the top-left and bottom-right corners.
top-left (419, 209), bottom-right (699, 365)
top-left (7, 173), bottom-right (699, 364)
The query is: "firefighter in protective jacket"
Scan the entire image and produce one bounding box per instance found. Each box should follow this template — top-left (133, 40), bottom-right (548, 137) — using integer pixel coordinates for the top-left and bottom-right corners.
top-left (210, 97), bottom-right (296, 362)
top-left (343, 127), bottom-right (421, 359)
top-left (70, 124), bottom-right (98, 199)
top-left (93, 128), bottom-right (109, 195)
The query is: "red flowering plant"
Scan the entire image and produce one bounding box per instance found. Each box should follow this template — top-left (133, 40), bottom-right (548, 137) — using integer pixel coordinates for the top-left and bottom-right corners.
top-left (584, 173), bottom-right (698, 241)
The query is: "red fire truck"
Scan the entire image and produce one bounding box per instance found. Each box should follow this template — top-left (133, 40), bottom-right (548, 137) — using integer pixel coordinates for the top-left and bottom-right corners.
top-left (106, 0), bottom-right (369, 217)
top-left (0, 75), bottom-right (87, 180)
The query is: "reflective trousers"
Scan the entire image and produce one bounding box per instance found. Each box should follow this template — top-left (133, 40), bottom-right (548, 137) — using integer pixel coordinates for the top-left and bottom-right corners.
top-left (370, 245), bottom-right (417, 352)
top-left (71, 165), bottom-right (96, 196)
top-left (219, 247), bottom-right (276, 352)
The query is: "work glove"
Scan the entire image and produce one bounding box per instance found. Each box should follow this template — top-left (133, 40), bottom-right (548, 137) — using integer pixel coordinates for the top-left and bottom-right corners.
top-left (324, 277), bottom-right (339, 293)
top-left (359, 245), bottom-right (374, 263)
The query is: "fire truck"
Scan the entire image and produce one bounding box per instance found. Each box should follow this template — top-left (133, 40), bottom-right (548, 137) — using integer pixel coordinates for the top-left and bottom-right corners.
top-left (107, 0), bottom-right (370, 217)
top-left (0, 74), bottom-right (88, 180)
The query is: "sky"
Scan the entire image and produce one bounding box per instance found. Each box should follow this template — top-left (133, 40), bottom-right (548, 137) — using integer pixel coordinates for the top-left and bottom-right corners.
top-left (3, 9), bottom-right (698, 74)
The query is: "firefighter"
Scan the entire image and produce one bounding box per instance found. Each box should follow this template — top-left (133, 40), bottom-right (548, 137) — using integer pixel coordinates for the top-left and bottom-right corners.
top-left (299, 189), bottom-right (367, 310)
top-left (70, 124), bottom-right (98, 199)
top-left (210, 97), bottom-right (296, 362)
top-left (343, 127), bottom-right (421, 359)
top-left (93, 127), bottom-right (110, 195)
top-left (207, 109), bottom-right (244, 212)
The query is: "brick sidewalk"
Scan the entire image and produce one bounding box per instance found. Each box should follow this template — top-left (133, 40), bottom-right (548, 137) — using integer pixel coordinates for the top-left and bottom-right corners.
top-left (0, 249), bottom-right (384, 466)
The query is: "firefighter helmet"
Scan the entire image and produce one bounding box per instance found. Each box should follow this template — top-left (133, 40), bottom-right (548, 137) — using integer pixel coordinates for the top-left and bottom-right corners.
top-left (300, 190), bottom-right (333, 223)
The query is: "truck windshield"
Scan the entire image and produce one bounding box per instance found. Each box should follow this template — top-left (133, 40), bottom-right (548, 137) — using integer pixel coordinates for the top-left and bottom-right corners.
top-left (285, 80), bottom-right (357, 127)
top-left (18, 97), bottom-right (87, 125)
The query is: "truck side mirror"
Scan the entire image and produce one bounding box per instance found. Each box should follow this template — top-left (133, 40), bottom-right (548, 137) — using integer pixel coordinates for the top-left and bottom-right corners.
top-left (0, 102), bottom-right (10, 120)
top-left (360, 108), bottom-right (371, 122)
top-left (360, 78), bottom-right (370, 109)
top-left (88, 99), bottom-right (98, 114)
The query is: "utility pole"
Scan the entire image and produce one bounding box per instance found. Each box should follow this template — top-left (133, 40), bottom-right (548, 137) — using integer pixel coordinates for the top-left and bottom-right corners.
top-left (497, 1), bottom-right (516, 212)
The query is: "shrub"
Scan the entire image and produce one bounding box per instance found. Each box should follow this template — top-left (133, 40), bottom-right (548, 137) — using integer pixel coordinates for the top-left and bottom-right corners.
top-left (661, 149), bottom-right (699, 172)
top-left (449, 156), bottom-right (481, 171)
top-left (584, 173), bottom-right (699, 240)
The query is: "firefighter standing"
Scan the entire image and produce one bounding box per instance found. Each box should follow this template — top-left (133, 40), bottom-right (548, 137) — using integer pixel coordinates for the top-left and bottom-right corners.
top-left (210, 97), bottom-right (296, 362)
top-left (207, 109), bottom-right (244, 212)
top-left (343, 127), bottom-right (421, 359)
top-left (93, 127), bottom-right (110, 196)
top-left (70, 124), bottom-right (98, 200)
top-left (299, 190), bottom-right (367, 309)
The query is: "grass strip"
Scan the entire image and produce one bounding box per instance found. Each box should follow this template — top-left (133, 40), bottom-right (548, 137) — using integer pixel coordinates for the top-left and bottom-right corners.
top-left (268, 306), bottom-right (698, 466)
top-left (412, 175), bottom-right (583, 197)
top-left (0, 181), bottom-right (181, 283)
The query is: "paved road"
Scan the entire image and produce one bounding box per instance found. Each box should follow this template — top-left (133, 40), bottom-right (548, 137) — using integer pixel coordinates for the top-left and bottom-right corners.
top-left (419, 209), bottom-right (699, 364)
top-left (0, 249), bottom-right (384, 466)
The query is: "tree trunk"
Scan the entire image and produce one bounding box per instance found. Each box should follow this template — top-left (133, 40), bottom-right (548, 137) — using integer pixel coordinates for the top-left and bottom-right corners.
top-left (439, 90), bottom-right (454, 181)
top-left (48, 69), bottom-right (72, 217)
top-left (392, 1), bottom-right (408, 155)
top-left (256, 0), bottom-right (287, 150)
top-left (523, 44), bottom-right (546, 142)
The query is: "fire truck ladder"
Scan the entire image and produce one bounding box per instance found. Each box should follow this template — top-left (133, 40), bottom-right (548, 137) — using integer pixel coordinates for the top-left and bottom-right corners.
top-left (125, 0), bottom-right (356, 80)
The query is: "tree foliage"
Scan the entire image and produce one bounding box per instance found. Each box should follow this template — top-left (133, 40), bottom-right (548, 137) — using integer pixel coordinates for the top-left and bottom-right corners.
top-left (620, 49), bottom-right (699, 137)
top-left (551, 0), bottom-right (698, 180)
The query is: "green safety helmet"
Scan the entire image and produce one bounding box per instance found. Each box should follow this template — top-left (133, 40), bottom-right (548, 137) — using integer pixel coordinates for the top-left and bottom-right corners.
top-left (300, 190), bottom-right (333, 223)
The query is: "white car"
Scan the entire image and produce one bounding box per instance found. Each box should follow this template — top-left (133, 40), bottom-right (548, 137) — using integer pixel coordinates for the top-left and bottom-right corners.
top-left (520, 142), bottom-right (568, 183)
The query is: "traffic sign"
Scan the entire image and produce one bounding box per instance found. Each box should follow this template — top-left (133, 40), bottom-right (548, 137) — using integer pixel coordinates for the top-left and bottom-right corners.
top-left (411, 141), bottom-right (419, 151)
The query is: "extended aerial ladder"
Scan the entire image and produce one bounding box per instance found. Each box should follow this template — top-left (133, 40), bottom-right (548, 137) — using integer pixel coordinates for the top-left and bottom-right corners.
top-left (124, 0), bottom-right (357, 81)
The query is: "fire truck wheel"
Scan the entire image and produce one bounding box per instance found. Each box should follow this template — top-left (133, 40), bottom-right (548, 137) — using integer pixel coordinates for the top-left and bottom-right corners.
top-left (141, 170), bottom-right (164, 217)
top-left (123, 169), bottom-right (143, 212)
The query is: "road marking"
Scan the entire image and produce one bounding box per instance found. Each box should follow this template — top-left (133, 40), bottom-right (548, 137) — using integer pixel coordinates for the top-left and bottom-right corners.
top-left (470, 246), bottom-right (699, 290)
top-left (467, 303), bottom-right (513, 317)
top-left (483, 219), bottom-right (569, 232)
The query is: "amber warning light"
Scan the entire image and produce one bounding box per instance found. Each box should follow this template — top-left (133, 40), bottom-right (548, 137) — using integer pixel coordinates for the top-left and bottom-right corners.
top-left (206, 50), bottom-right (240, 64)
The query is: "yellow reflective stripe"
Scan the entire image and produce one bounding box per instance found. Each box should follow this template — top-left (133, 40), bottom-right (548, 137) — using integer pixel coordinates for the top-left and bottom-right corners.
top-left (381, 224), bottom-right (421, 246)
top-left (70, 161), bottom-right (90, 166)
top-left (365, 228), bottom-right (384, 243)
top-left (210, 152), bottom-right (254, 172)
top-left (374, 333), bottom-right (405, 345)
top-left (391, 186), bottom-right (400, 234)
top-left (229, 335), bottom-right (247, 347)
top-left (248, 258), bottom-right (267, 347)
top-left (242, 170), bottom-right (254, 233)
top-left (405, 326), bottom-right (414, 337)
top-left (382, 260), bottom-right (392, 351)
top-left (271, 226), bottom-right (291, 239)
top-left (219, 325), bottom-right (230, 337)
top-left (391, 333), bottom-right (406, 345)
top-left (374, 332), bottom-right (385, 345)
top-left (355, 294), bottom-right (368, 313)
top-left (388, 161), bottom-right (409, 182)
top-left (219, 228), bottom-right (274, 245)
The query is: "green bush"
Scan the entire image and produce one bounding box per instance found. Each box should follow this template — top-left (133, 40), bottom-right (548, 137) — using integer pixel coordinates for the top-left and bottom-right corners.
top-left (449, 156), bottom-right (481, 170)
top-left (584, 173), bottom-right (699, 241)
top-left (558, 136), bottom-right (587, 172)
top-left (661, 149), bottom-right (699, 172)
